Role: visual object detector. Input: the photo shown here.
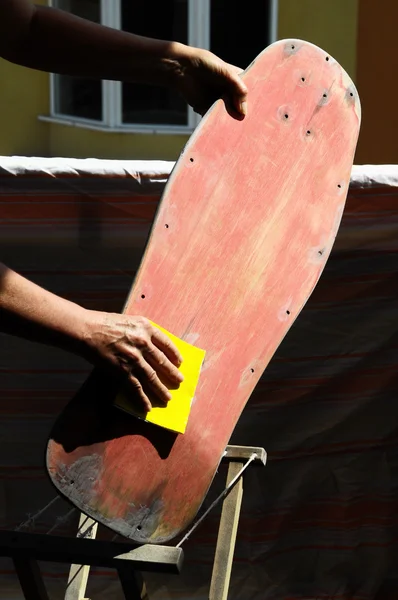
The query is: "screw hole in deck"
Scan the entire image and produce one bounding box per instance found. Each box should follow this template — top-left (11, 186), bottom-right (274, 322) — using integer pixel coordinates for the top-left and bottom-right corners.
top-left (326, 56), bottom-right (330, 61)
top-left (165, 224), bottom-right (169, 228)
top-left (306, 130), bottom-right (311, 136)
top-left (137, 526), bottom-right (142, 531)
top-left (190, 158), bottom-right (194, 163)
top-left (250, 368), bottom-right (255, 373)
top-left (284, 114), bottom-right (289, 119)
top-left (141, 294), bottom-right (145, 299)
top-left (286, 310), bottom-right (291, 315)
top-left (337, 184), bottom-right (342, 188)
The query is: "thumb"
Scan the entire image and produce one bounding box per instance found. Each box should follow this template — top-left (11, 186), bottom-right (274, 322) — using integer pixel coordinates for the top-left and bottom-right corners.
top-left (225, 66), bottom-right (248, 119)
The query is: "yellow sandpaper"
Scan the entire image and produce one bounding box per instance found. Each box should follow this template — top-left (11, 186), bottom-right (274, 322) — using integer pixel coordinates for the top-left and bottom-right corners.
top-left (114, 321), bottom-right (206, 434)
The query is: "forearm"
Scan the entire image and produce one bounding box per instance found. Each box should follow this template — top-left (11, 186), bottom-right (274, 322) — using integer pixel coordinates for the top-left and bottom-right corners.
top-left (0, 262), bottom-right (89, 356)
top-left (3, 4), bottom-right (188, 85)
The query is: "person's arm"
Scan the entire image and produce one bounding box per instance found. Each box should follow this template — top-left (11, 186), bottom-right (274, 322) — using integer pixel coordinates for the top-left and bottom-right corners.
top-left (0, 263), bottom-right (183, 412)
top-left (0, 0), bottom-right (248, 119)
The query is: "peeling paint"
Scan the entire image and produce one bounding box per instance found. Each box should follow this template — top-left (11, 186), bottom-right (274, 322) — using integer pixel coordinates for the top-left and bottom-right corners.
top-left (57, 454), bottom-right (102, 506)
top-left (185, 332), bottom-right (200, 345)
top-left (284, 40), bottom-right (303, 56)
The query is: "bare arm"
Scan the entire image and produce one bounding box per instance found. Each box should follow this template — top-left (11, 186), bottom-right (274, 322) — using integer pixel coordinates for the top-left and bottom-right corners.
top-left (0, 263), bottom-right (183, 411)
top-left (0, 1), bottom-right (186, 85)
top-left (0, 0), bottom-right (248, 119)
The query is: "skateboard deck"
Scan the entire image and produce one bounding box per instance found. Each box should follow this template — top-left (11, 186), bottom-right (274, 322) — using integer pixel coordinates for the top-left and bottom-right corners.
top-left (46, 39), bottom-right (361, 544)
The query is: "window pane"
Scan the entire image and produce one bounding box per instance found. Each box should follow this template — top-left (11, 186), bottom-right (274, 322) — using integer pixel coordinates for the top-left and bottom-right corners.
top-left (55, 0), bottom-right (100, 22)
top-left (54, 0), bottom-right (102, 121)
top-left (210, 0), bottom-right (271, 70)
top-left (122, 0), bottom-right (188, 126)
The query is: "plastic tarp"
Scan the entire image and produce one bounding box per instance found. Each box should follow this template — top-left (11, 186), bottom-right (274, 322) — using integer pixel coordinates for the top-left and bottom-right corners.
top-left (0, 158), bottom-right (397, 599)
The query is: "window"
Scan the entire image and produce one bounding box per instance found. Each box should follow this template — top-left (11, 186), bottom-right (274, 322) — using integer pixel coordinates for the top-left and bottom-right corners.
top-left (53, 0), bottom-right (102, 121)
top-left (49, 0), bottom-right (277, 132)
top-left (121, 1), bottom-right (189, 126)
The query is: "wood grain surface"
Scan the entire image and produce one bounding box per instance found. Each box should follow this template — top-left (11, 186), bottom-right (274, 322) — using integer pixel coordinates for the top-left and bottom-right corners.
top-left (46, 39), bottom-right (361, 544)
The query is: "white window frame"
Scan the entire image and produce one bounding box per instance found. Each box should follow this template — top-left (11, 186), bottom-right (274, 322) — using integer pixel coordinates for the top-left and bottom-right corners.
top-left (42, 0), bottom-right (278, 134)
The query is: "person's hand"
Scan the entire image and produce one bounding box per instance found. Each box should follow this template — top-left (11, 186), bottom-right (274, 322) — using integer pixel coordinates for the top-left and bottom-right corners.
top-left (171, 45), bottom-right (248, 120)
top-left (81, 311), bottom-right (184, 412)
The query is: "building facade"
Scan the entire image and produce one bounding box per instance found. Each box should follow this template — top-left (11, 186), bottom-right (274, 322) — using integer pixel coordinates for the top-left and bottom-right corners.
top-left (0, 0), bottom-right (390, 164)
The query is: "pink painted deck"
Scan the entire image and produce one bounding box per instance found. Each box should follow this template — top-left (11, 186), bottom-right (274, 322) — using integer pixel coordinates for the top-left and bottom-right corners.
top-left (46, 40), bottom-right (361, 544)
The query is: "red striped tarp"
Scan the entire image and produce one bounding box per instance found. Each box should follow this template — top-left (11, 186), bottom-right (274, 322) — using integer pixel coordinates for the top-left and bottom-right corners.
top-left (0, 158), bottom-right (397, 599)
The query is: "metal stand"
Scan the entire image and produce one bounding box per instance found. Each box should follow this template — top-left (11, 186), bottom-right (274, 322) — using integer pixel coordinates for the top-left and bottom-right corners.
top-left (1, 445), bottom-right (266, 600)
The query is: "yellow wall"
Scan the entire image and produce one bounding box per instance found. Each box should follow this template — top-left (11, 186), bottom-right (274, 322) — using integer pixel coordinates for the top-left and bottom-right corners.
top-left (47, 123), bottom-right (187, 160)
top-left (278, 0), bottom-right (359, 80)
